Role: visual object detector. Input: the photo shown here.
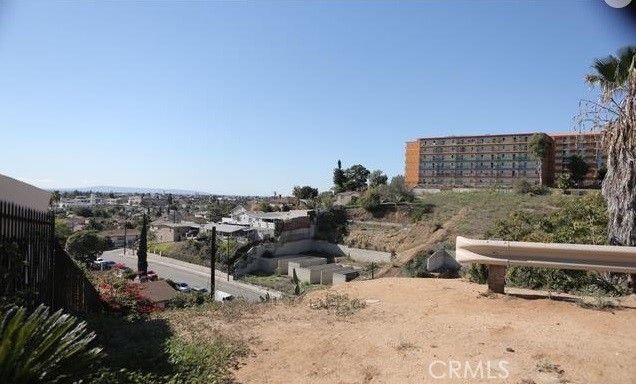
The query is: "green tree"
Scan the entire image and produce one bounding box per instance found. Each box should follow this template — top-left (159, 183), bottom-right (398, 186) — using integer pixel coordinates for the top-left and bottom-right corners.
top-left (529, 133), bottom-right (552, 185)
top-left (65, 231), bottom-right (111, 266)
top-left (566, 154), bottom-right (590, 187)
top-left (258, 201), bottom-right (273, 212)
top-left (0, 305), bottom-right (102, 383)
top-left (49, 190), bottom-right (61, 207)
top-left (73, 207), bottom-right (93, 218)
top-left (292, 185), bottom-right (319, 200)
top-left (557, 173), bottom-right (574, 194)
top-left (137, 214), bottom-right (148, 274)
top-left (85, 218), bottom-right (104, 231)
top-left (387, 175), bottom-right (414, 203)
top-left (333, 160), bottom-right (346, 193)
top-left (582, 46), bottom-right (636, 248)
top-left (368, 170), bottom-right (388, 188)
top-left (343, 164), bottom-right (370, 191)
top-left (358, 187), bottom-right (382, 211)
top-left (54, 218), bottom-right (72, 243)
top-left (317, 191), bottom-right (335, 210)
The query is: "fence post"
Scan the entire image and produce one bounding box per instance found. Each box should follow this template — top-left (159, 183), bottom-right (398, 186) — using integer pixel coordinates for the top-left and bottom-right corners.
top-left (487, 265), bottom-right (506, 294)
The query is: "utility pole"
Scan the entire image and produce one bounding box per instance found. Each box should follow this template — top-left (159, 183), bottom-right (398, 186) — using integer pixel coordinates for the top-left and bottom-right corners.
top-left (123, 209), bottom-right (128, 255)
top-left (210, 227), bottom-right (216, 299)
top-left (227, 236), bottom-right (231, 281)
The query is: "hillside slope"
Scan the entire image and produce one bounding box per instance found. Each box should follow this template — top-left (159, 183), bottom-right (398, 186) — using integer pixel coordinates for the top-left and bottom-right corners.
top-left (223, 278), bottom-right (635, 384)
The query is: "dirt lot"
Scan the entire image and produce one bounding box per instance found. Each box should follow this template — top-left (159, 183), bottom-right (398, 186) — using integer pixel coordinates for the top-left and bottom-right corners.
top-left (223, 278), bottom-right (636, 384)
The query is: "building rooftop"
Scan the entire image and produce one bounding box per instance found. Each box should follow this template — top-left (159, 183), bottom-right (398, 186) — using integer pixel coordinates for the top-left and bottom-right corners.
top-left (150, 220), bottom-right (201, 228)
top-left (203, 223), bottom-right (252, 233)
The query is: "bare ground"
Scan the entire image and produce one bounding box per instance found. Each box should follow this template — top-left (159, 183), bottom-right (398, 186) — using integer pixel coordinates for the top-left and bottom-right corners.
top-left (165, 278), bottom-right (636, 384)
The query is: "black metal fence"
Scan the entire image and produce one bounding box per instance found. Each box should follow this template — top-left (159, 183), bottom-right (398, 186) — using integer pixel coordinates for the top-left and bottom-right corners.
top-left (0, 200), bottom-right (102, 313)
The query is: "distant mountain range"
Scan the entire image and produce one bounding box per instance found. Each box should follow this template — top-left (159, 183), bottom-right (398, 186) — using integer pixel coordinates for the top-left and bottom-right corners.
top-left (52, 186), bottom-right (211, 196)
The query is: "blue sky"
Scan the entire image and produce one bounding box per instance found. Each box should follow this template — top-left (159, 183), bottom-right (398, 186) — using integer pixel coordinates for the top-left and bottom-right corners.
top-left (0, 0), bottom-right (633, 195)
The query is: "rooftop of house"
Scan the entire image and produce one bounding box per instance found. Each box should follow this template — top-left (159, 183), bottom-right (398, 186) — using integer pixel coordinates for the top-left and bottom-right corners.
top-left (138, 280), bottom-right (178, 303)
top-left (244, 210), bottom-right (311, 221)
top-left (101, 229), bottom-right (141, 237)
top-left (150, 219), bottom-right (201, 229)
top-left (203, 223), bottom-right (253, 233)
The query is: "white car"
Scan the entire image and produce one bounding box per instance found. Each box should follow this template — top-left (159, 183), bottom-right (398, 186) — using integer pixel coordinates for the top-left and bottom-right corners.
top-left (174, 282), bottom-right (191, 293)
top-left (214, 290), bottom-right (234, 302)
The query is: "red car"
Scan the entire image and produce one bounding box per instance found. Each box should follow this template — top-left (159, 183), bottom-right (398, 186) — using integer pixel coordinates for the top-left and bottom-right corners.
top-left (146, 270), bottom-right (158, 281)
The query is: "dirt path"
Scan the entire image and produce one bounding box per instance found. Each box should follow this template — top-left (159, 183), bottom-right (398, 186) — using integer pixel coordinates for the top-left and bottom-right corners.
top-left (228, 278), bottom-right (636, 384)
top-left (377, 208), bottom-right (468, 277)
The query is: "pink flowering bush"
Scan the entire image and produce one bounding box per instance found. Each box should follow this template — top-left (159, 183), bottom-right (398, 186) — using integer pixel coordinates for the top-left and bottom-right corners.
top-left (94, 270), bottom-right (161, 318)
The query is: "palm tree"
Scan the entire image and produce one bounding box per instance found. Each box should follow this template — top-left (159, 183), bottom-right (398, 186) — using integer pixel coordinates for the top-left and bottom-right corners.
top-left (528, 133), bottom-right (551, 185)
top-left (584, 46), bottom-right (636, 247)
top-left (584, 46), bottom-right (636, 291)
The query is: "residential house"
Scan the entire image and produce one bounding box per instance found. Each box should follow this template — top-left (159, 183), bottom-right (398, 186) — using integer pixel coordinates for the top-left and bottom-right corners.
top-left (101, 229), bottom-right (141, 248)
top-left (150, 219), bottom-right (201, 243)
top-left (335, 191), bottom-right (361, 206)
top-left (221, 207), bottom-right (313, 241)
top-left (202, 223), bottom-right (257, 243)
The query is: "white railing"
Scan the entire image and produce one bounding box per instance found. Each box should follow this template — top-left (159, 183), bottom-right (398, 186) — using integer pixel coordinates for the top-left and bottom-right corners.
top-left (455, 236), bottom-right (636, 274)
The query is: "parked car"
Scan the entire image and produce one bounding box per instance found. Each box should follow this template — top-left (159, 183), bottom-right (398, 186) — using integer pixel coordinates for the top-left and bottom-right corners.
top-left (214, 290), bottom-right (234, 302)
top-left (174, 282), bottom-right (191, 293)
top-left (191, 286), bottom-right (208, 293)
top-left (146, 270), bottom-right (158, 281)
top-left (92, 259), bottom-right (116, 270)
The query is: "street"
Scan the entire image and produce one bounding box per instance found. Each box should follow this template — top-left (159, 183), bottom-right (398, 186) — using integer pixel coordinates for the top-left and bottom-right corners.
top-left (100, 248), bottom-right (281, 302)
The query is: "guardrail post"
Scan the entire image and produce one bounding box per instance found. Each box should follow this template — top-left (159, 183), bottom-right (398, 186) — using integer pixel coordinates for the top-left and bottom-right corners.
top-left (487, 265), bottom-right (506, 294)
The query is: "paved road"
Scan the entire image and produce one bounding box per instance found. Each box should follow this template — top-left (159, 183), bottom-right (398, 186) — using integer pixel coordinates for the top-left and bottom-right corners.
top-left (100, 248), bottom-right (281, 302)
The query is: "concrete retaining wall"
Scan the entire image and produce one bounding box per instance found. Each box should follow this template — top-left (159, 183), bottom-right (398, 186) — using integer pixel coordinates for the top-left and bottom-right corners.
top-left (295, 264), bottom-right (343, 284)
top-left (320, 266), bottom-right (356, 285)
top-left (235, 239), bottom-right (391, 276)
top-left (332, 270), bottom-right (360, 285)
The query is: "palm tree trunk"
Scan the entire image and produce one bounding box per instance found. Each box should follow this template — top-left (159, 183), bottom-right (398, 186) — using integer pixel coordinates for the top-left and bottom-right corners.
top-left (602, 72), bottom-right (636, 291)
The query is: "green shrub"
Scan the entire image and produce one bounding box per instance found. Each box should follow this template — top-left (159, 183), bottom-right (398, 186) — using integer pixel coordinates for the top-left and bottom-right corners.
top-left (164, 336), bottom-right (248, 384)
top-left (0, 305), bottom-right (102, 383)
top-left (462, 264), bottom-right (489, 284)
top-left (309, 292), bottom-right (366, 317)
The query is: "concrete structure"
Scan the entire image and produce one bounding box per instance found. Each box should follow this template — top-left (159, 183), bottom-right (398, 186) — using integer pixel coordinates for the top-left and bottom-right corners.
top-left (332, 269), bottom-right (360, 285)
top-left (0, 174), bottom-right (51, 211)
top-left (455, 236), bottom-right (636, 293)
top-left (426, 249), bottom-right (461, 272)
top-left (321, 266), bottom-right (357, 285)
top-left (287, 257), bottom-right (328, 276)
top-left (274, 256), bottom-right (326, 275)
top-left (294, 263), bottom-right (345, 284)
top-left (405, 132), bottom-right (605, 189)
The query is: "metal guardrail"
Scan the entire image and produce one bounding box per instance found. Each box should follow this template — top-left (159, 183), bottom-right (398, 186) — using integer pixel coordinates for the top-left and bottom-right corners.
top-left (456, 236), bottom-right (636, 274)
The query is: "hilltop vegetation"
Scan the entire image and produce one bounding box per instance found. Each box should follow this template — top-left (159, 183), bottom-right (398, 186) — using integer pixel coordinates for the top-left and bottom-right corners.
top-left (344, 190), bottom-right (569, 253)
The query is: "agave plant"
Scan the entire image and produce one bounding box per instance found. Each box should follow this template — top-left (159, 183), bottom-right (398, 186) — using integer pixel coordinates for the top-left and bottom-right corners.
top-left (0, 305), bottom-right (102, 383)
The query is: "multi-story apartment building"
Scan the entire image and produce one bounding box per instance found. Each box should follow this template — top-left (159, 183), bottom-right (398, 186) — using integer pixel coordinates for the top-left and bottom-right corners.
top-left (405, 132), bottom-right (603, 189)
top-left (550, 132), bottom-right (604, 185)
